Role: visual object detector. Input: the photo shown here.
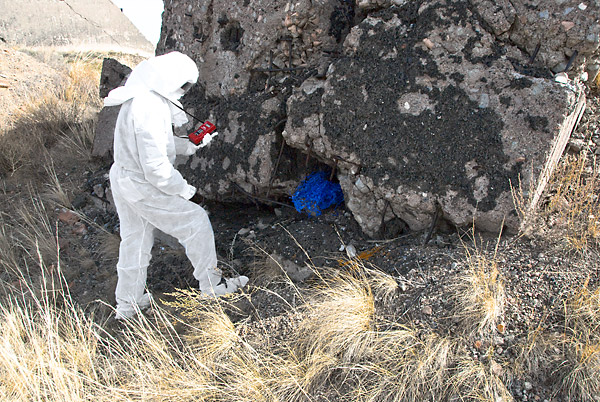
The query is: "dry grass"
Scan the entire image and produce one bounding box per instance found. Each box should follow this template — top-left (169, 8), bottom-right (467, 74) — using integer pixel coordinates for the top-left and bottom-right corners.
top-left (15, 191), bottom-right (59, 267)
top-left (296, 268), bottom-right (375, 364)
top-left (1, 46), bottom-right (599, 402)
top-left (355, 328), bottom-right (453, 402)
top-left (449, 244), bottom-right (505, 337)
top-left (518, 281), bottom-right (600, 402)
top-left (543, 153), bottom-right (600, 252)
top-left (0, 53), bottom-right (101, 177)
top-left (449, 356), bottom-right (513, 402)
top-left (513, 138), bottom-right (600, 255)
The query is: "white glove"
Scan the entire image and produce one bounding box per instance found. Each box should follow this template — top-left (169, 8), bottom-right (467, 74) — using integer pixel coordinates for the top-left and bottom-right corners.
top-left (200, 275), bottom-right (249, 297)
top-left (199, 131), bottom-right (218, 148)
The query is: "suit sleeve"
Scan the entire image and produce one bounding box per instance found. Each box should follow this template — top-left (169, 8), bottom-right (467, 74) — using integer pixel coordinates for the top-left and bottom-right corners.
top-left (132, 98), bottom-right (196, 199)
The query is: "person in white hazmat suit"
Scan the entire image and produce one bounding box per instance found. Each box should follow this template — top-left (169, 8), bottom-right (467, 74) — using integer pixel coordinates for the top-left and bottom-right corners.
top-left (104, 51), bottom-right (248, 319)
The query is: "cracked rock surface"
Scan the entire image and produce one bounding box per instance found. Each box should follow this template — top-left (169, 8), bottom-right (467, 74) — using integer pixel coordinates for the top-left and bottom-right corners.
top-left (153, 0), bottom-right (593, 236)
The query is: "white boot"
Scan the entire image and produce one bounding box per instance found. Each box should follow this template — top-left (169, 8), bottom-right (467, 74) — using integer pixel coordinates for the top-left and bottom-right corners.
top-left (200, 275), bottom-right (249, 297)
top-left (115, 292), bottom-right (152, 320)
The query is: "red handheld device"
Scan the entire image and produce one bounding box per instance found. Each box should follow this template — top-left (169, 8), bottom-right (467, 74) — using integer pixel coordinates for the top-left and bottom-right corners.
top-left (188, 121), bottom-right (216, 145)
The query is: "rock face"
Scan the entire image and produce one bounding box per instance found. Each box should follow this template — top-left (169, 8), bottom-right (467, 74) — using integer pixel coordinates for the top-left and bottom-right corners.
top-left (155, 0), bottom-right (594, 236)
top-left (283, 2), bottom-right (586, 235)
top-left (471, 0), bottom-right (600, 84)
top-left (92, 59), bottom-right (132, 161)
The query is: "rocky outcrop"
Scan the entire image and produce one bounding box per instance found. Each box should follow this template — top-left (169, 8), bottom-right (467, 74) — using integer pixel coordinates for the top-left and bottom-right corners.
top-left (155, 0), bottom-right (594, 236)
top-left (471, 0), bottom-right (600, 84)
top-left (92, 58), bottom-right (132, 161)
top-left (283, 2), bottom-right (586, 235)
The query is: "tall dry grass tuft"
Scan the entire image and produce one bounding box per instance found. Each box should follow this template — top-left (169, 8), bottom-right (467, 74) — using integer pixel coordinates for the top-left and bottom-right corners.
top-left (449, 246), bottom-right (505, 337)
top-left (514, 152), bottom-right (600, 253)
top-left (357, 328), bottom-right (453, 402)
top-left (15, 190), bottom-right (59, 267)
top-left (0, 267), bottom-right (225, 401)
top-left (544, 153), bottom-right (600, 251)
top-left (449, 356), bottom-right (514, 402)
top-left (296, 267), bottom-right (375, 364)
top-left (42, 162), bottom-right (72, 208)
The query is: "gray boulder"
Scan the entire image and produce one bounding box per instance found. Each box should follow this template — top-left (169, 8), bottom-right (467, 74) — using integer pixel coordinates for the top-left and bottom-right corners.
top-left (157, 0), bottom-right (591, 236)
top-left (283, 2), bottom-right (586, 235)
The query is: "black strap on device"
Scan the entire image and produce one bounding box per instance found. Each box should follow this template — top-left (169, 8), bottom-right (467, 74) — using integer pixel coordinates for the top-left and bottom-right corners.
top-left (168, 99), bottom-right (204, 124)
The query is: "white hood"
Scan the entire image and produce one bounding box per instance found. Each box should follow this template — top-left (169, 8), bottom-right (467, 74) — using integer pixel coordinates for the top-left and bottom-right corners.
top-left (104, 51), bottom-right (199, 126)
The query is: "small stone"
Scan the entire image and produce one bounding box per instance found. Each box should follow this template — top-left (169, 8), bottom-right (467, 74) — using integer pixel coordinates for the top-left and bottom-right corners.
top-left (554, 72), bottom-right (569, 84)
top-left (58, 210), bottom-right (79, 225)
top-left (422, 305), bottom-right (433, 315)
top-left (561, 21), bottom-right (575, 31)
top-left (491, 360), bottom-right (503, 376)
top-left (578, 2), bottom-right (587, 10)
top-left (93, 183), bottom-right (105, 198)
top-left (238, 228), bottom-right (251, 236)
top-left (524, 381), bottom-right (533, 391)
top-left (72, 222), bottom-right (88, 235)
top-left (422, 38), bottom-right (434, 49)
top-left (538, 10), bottom-right (549, 19)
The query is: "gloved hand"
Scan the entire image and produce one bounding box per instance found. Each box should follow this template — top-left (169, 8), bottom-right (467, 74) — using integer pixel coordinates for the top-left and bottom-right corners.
top-left (199, 131), bottom-right (218, 148)
top-left (200, 275), bottom-right (249, 297)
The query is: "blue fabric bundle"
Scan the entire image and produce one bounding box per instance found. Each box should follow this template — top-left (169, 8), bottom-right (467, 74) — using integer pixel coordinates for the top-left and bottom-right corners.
top-left (292, 171), bottom-right (344, 216)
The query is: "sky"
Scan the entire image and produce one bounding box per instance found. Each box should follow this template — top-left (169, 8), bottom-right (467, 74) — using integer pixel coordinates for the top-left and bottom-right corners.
top-left (109, 0), bottom-right (164, 45)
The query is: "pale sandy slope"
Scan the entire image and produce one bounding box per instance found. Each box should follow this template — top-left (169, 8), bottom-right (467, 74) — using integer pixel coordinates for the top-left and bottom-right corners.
top-left (0, 0), bottom-right (154, 54)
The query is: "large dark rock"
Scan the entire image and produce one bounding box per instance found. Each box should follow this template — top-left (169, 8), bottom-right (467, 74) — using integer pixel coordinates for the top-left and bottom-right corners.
top-left (157, 0), bottom-right (591, 236)
top-left (92, 58), bottom-right (131, 161)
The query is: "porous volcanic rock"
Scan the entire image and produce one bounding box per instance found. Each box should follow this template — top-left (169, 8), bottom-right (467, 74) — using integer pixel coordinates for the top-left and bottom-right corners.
top-left (155, 0), bottom-right (591, 236)
top-left (160, 0), bottom-right (351, 200)
top-left (471, 0), bottom-right (599, 83)
top-left (283, 1), bottom-right (586, 235)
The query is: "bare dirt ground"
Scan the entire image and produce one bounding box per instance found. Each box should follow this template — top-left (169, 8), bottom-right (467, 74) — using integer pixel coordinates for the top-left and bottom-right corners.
top-left (2, 43), bottom-right (600, 401)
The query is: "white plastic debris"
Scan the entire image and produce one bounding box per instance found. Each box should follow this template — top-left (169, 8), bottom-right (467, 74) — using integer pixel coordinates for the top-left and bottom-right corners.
top-left (578, 3), bottom-right (587, 10)
top-left (554, 72), bottom-right (569, 84)
top-left (345, 244), bottom-right (357, 258)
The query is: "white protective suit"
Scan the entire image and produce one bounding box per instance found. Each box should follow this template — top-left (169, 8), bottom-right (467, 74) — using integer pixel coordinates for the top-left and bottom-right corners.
top-left (105, 51), bottom-right (248, 319)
